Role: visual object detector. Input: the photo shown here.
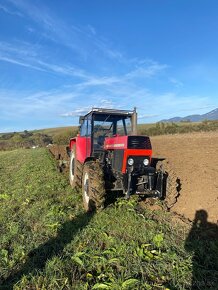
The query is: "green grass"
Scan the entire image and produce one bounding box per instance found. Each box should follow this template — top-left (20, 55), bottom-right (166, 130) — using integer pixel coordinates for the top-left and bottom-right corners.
top-left (34, 126), bottom-right (78, 137)
top-left (0, 149), bottom-right (217, 289)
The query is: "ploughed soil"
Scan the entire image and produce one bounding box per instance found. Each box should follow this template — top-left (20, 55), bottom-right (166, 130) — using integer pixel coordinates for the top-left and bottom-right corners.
top-left (49, 145), bottom-right (69, 161)
top-left (49, 145), bottom-right (70, 173)
top-left (151, 131), bottom-right (218, 223)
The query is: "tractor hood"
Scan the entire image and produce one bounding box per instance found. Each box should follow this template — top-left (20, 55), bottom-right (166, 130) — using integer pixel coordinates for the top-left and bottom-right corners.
top-left (104, 135), bottom-right (152, 150)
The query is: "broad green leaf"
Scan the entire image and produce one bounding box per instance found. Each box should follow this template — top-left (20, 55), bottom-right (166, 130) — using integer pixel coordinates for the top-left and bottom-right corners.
top-left (153, 233), bottom-right (164, 248)
top-left (0, 193), bottom-right (9, 200)
top-left (71, 256), bottom-right (84, 267)
top-left (86, 272), bottom-right (93, 279)
top-left (74, 251), bottom-right (86, 257)
top-left (92, 283), bottom-right (112, 289)
top-left (122, 278), bottom-right (139, 289)
top-left (108, 258), bottom-right (120, 265)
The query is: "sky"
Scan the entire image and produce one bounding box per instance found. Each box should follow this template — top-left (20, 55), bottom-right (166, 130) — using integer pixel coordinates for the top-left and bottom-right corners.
top-left (1, 0), bottom-right (218, 132)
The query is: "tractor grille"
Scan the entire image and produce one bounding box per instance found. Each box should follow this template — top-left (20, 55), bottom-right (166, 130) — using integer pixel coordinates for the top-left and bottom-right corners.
top-left (128, 136), bottom-right (152, 149)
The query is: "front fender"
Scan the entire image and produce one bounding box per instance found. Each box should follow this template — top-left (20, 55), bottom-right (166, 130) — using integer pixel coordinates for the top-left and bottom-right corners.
top-left (69, 138), bottom-right (76, 151)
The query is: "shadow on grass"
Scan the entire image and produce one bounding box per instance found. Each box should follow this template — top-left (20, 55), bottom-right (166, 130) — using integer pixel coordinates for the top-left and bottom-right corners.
top-left (1, 212), bottom-right (93, 289)
top-left (185, 210), bottom-right (218, 289)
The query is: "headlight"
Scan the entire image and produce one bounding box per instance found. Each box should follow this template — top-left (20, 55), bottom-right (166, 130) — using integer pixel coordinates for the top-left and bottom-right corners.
top-left (127, 158), bottom-right (134, 166)
top-left (143, 158), bottom-right (149, 166)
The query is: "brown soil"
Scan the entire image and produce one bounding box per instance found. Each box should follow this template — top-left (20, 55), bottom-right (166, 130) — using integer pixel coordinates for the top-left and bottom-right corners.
top-left (48, 145), bottom-right (69, 173)
top-left (151, 131), bottom-right (218, 223)
top-left (49, 145), bottom-right (69, 161)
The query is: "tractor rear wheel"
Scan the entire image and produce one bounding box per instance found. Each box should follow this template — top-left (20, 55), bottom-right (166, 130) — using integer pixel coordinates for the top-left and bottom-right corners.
top-left (69, 144), bottom-right (82, 189)
top-left (157, 160), bottom-right (179, 209)
top-left (82, 161), bottom-right (106, 212)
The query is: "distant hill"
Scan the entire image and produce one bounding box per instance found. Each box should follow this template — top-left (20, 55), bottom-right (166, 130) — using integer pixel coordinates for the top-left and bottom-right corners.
top-left (161, 108), bottom-right (218, 122)
top-left (0, 126), bottom-right (79, 150)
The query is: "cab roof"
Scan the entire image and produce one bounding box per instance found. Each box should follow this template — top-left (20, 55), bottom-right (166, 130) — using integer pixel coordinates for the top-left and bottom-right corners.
top-left (83, 108), bottom-right (135, 118)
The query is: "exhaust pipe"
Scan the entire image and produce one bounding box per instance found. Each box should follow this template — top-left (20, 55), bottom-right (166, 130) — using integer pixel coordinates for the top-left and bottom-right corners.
top-left (131, 107), bottom-right (137, 135)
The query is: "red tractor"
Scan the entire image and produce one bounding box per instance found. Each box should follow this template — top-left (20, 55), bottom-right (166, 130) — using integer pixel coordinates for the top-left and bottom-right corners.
top-left (69, 108), bottom-right (170, 212)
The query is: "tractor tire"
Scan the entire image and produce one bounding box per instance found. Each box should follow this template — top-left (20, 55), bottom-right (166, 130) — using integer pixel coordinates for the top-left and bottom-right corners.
top-left (69, 144), bottom-right (82, 189)
top-left (156, 160), bottom-right (179, 210)
top-left (82, 161), bottom-right (106, 212)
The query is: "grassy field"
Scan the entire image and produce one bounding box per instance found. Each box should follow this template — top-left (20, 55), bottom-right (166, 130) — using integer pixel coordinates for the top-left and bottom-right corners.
top-left (0, 149), bottom-right (217, 289)
top-left (35, 126), bottom-right (77, 136)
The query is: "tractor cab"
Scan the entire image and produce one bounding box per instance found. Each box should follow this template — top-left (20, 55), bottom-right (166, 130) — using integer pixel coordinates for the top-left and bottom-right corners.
top-left (78, 108), bottom-right (137, 159)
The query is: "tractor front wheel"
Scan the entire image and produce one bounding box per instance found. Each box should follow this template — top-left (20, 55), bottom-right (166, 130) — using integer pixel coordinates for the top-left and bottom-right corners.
top-left (82, 161), bottom-right (106, 212)
top-left (69, 145), bottom-right (82, 189)
top-left (156, 160), bottom-right (179, 209)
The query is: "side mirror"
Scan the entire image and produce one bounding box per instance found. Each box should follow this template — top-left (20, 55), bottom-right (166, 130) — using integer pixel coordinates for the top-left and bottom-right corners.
top-left (79, 116), bottom-right (84, 124)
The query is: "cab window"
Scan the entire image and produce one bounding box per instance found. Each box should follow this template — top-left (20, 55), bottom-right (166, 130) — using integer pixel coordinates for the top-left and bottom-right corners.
top-left (80, 119), bottom-right (87, 136)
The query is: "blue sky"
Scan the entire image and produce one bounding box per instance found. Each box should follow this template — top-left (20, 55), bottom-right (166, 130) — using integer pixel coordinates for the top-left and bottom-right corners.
top-left (1, 0), bottom-right (218, 132)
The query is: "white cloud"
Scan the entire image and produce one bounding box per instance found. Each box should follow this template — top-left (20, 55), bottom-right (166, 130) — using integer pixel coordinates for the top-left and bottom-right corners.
top-left (99, 99), bottom-right (115, 108)
top-left (61, 107), bottom-right (91, 117)
top-left (169, 77), bottom-right (184, 88)
top-left (0, 55), bottom-right (47, 72)
top-left (126, 60), bottom-right (168, 79)
top-left (61, 99), bottom-right (115, 118)
top-left (0, 41), bottom-right (91, 79)
top-left (87, 24), bottom-right (96, 35)
top-left (0, 3), bottom-right (22, 17)
top-left (0, 88), bottom-right (79, 119)
top-left (138, 114), bottom-right (160, 119)
top-left (76, 76), bottom-right (121, 89)
top-left (6, 0), bottom-right (124, 62)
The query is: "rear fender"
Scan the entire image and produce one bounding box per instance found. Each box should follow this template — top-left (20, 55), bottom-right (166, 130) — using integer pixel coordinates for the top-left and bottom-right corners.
top-left (84, 157), bottom-right (96, 163)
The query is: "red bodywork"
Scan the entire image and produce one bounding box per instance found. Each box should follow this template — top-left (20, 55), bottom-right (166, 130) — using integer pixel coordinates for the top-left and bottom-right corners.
top-left (70, 135), bottom-right (152, 174)
top-left (104, 136), bottom-right (152, 173)
top-left (69, 137), bottom-right (91, 163)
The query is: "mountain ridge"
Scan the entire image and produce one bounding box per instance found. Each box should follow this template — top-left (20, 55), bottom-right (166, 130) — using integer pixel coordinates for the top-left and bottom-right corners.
top-left (161, 108), bottom-right (218, 122)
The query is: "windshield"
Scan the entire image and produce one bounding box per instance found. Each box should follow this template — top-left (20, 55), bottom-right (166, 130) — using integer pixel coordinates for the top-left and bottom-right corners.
top-left (93, 114), bottom-right (132, 150)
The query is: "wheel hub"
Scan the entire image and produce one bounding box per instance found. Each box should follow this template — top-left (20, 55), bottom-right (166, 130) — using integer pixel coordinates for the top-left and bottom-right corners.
top-left (84, 172), bottom-right (89, 204)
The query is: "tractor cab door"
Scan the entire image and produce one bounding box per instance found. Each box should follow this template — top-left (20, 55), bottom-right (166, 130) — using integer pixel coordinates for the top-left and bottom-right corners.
top-left (76, 116), bottom-right (92, 163)
top-left (92, 114), bottom-right (115, 154)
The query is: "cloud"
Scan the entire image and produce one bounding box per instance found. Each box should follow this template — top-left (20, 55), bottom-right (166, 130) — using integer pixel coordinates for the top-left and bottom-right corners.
top-left (0, 55), bottom-right (46, 72)
top-left (75, 76), bottom-right (121, 89)
top-left (169, 77), bottom-right (184, 88)
top-left (0, 127), bottom-right (14, 133)
top-left (99, 99), bottom-right (115, 108)
top-left (0, 3), bottom-right (23, 17)
top-left (1, 1), bottom-right (168, 90)
top-left (0, 39), bottom-right (169, 99)
top-left (61, 99), bottom-right (115, 118)
top-left (61, 107), bottom-right (91, 117)
top-left (126, 61), bottom-right (168, 79)
top-left (138, 114), bottom-right (160, 119)
top-left (142, 93), bottom-right (214, 119)
top-left (0, 88), bottom-right (79, 120)
top-left (87, 24), bottom-right (96, 35)
top-left (6, 0), bottom-right (124, 62)
top-left (0, 41), bottom-right (91, 79)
